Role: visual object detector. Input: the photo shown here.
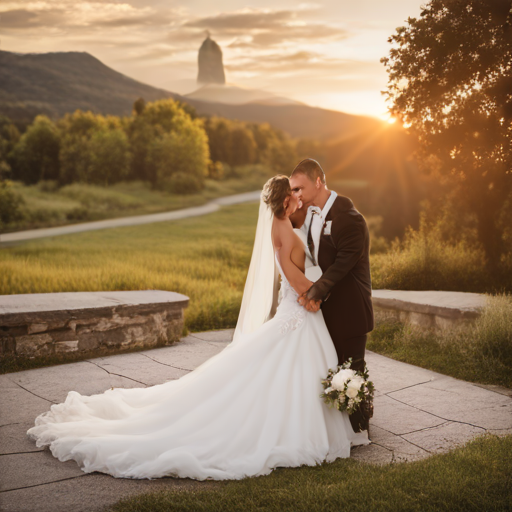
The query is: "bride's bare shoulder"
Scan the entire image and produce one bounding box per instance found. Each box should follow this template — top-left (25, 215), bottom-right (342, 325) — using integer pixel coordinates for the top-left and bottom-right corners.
top-left (272, 216), bottom-right (294, 247)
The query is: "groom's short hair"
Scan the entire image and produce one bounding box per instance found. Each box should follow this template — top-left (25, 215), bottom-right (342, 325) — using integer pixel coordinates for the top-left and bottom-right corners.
top-left (291, 158), bottom-right (326, 184)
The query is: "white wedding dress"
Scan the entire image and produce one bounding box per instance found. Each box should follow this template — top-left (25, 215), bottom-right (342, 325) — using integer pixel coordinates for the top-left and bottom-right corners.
top-left (27, 227), bottom-right (369, 481)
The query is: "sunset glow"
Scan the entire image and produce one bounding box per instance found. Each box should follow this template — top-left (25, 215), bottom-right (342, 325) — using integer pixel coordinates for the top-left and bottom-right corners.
top-left (0, 1), bottom-right (424, 119)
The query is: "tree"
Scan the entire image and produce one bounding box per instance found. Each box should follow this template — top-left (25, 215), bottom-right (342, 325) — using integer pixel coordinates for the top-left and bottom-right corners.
top-left (58, 111), bottom-right (104, 184)
top-left (230, 126), bottom-right (257, 166)
top-left (203, 117), bottom-right (233, 164)
top-left (146, 122), bottom-right (209, 190)
top-left (381, 0), bottom-right (512, 267)
top-left (133, 97), bottom-right (146, 116)
top-left (0, 116), bottom-right (25, 230)
top-left (88, 126), bottom-right (130, 185)
top-left (58, 111), bottom-right (130, 186)
top-left (9, 115), bottom-right (60, 184)
top-left (261, 136), bottom-right (297, 175)
top-left (127, 99), bottom-right (209, 186)
top-left (0, 115), bottom-right (20, 173)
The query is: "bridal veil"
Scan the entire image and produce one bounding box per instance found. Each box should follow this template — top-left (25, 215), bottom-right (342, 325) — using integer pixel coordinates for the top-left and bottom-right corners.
top-left (233, 195), bottom-right (279, 343)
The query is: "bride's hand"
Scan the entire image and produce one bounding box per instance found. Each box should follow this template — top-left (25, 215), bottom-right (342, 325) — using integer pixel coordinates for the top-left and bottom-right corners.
top-left (298, 291), bottom-right (321, 312)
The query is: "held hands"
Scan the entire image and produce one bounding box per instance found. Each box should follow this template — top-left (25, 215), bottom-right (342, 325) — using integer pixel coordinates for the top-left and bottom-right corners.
top-left (298, 292), bottom-right (322, 312)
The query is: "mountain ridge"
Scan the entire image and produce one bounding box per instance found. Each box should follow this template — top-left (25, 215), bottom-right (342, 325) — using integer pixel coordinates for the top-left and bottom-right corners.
top-left (0, 50), bottom-right (381, 140)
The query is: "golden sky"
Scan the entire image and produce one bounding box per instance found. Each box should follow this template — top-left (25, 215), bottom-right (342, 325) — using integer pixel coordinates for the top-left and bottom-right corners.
top-left (0, 1), bottom-right (423, 119)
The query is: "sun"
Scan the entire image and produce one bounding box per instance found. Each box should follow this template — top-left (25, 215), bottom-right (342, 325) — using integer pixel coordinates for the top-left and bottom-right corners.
top-left (378, 112), bottom-right (397, 124)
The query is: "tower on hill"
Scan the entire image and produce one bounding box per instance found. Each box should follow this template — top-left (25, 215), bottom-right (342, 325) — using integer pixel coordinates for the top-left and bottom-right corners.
top-left (197, 32), bottom-right (226, 85)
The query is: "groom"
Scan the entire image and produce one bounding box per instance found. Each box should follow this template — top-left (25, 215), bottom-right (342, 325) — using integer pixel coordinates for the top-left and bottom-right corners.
top-left (290, 158), bottom-right (374, 433)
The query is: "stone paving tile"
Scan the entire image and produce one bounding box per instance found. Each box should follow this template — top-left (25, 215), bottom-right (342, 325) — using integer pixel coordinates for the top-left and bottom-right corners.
top-left (472, 382), bottom-right (512, 398)
top-left (388, 379), bottom-right (512, 430)
top-left (139, 336), bottom-right (228, 370)
top-left (189, 329), bottom-right (235, 343)
top-left (87, 352), bottom-right (180, 387)
top-left (6, 362), bottom-right (142, 404)
top-left (367, 424), bottom-right (430, 462)
top-left (0, 451), bottom-right (84, 492)
top-left (0, 472), bottom-right (210, 512)
top-left (350, 443), bottom-right (393, 465)
top-left (0, 422), bottom-right (43, 455)
top-left (0, 383), bottom-right (52, 425)
top-left (402, 421), bottom-right (488, 454)
top-left (365, 352), bottom-right (442, 396)
top-left (488, 428), bottom-right (512, 436)
top-left (371, 394), bottom-right (444, 436)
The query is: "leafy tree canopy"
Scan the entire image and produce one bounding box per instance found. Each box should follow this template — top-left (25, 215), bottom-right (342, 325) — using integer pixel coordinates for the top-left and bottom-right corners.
top-left (382, 0), bottom-right (512, 265)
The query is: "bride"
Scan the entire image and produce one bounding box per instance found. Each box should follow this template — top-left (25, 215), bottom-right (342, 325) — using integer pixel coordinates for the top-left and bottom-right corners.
top-left (27, 175), bottom-right (369, 481)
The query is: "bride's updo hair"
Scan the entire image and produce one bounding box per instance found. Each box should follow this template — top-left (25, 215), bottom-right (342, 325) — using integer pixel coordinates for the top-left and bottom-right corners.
top-left (262, 175), bottom-right (291, 219)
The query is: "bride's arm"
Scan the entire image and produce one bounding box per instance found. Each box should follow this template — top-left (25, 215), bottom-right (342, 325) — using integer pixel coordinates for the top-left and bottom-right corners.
top-left (274, 220), bottom-right (312, 296)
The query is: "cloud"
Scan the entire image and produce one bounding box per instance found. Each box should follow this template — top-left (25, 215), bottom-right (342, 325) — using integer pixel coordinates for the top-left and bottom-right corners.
top-left (225, 51), bottom-right (381, 76)
top-left (184, 10), bottom-right (294, 31)
top-left (0, 8), bottom-right (67, 29)
top-left (0, 3), bottom-right (178, 31)
top-left (168, 8), bottom-right (348, 48)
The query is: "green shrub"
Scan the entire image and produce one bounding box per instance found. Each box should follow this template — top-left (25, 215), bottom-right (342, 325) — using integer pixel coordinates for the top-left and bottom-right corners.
top-left (24, 207), bottom-right (62, 225)
top-left (370, 213), bottom-right (512, 293)
top-left (37, 179), bottom-right (60, 193)
top-left (207, 161), bottom-right (225, 180)
top-left (0, 179), bottom-right (26, 230)
top-left (59, 183), bottom-right (144, 211)
top-left (66, 206), bottom-right (90, 221)
top-left (165, 172), bottom-right (203, 195)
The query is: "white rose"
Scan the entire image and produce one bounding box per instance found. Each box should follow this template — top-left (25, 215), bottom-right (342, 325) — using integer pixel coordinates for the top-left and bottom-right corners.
top-left (347, 377), bottom-right (364, 392)
top-left (331, 369), bottom-right (356, 391)
top-left (346, 386), bottom-right (358, 399)
top-left (324, 387), bottom-right (333, 394)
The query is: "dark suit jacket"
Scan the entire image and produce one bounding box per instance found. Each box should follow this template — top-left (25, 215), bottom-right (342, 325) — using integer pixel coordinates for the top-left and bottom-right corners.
top-left (307, 195), bottom-right (374, 340)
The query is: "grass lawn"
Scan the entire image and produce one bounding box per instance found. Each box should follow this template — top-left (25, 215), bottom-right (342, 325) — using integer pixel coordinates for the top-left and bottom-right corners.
top-left (109, 434), bottom-right (512, 512)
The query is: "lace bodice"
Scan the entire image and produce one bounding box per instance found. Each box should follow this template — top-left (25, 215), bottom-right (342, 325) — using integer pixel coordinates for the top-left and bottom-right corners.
top-left (274, 255), bottom-right (305, 334)
top-left (273, 229), bottom-right (323, 335)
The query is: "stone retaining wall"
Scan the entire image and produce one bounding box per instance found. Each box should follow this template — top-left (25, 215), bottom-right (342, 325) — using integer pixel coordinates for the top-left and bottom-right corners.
top-left (372, 290), bottom-right (487, 330)
top-left (0, 290), bottom-right (189, 362)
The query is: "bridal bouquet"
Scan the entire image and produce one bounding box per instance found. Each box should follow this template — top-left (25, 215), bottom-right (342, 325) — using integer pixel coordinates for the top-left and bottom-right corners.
top-left (320, 359), bottom-right (374, 415)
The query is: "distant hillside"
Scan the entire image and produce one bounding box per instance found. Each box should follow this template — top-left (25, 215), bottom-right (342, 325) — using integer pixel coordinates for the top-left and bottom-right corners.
top-left (184, 98), bottom-right (380, 141)
top-left (0, 50), bottom-right (425, 237)
top-left (185, 83), bottom-right (303, 107)
top-left (0, 50), bottom-right (379, 140)
top-left (0, 50), bottom-right (179, 125)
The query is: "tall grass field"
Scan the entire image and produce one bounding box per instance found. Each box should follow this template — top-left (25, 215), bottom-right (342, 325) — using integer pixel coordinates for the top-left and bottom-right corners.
top-left (1, 203), bottom-right (258, 332)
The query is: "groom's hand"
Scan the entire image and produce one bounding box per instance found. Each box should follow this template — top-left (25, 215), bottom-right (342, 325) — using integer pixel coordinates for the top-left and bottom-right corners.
top-left (298, 293), bottom-right (321, 312)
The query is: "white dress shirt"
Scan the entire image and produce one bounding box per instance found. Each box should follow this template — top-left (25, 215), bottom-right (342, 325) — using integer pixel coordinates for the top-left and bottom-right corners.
top-left (302, 190), bottom-right (337, 264)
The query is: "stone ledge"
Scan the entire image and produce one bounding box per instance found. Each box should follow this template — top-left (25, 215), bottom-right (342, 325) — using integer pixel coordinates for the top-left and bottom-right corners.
top-left (0, 290), bottom-right (189, 361)
top-left (372, 289), bottom-right (487, 330)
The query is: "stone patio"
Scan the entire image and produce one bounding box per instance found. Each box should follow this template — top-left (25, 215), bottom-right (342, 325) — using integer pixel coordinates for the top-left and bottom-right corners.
top-left (0, 329), bottom-right (510, 512)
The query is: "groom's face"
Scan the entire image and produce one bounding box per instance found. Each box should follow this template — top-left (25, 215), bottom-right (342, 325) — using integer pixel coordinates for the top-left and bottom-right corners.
top-left (290, 174), bottom-right (319, 209)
